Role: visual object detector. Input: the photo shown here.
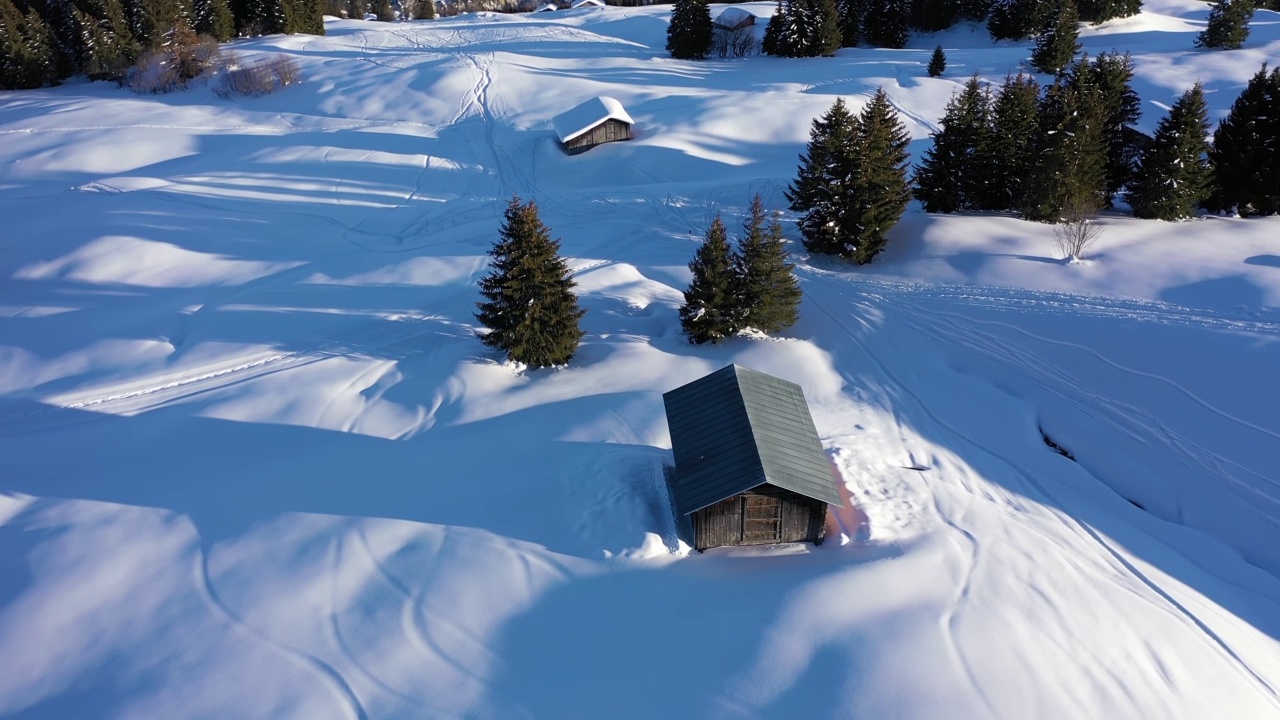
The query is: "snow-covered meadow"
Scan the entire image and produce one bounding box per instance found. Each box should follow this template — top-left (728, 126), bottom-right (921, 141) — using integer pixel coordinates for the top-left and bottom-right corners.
top-left (2, 0), bottom-right (1279, 717)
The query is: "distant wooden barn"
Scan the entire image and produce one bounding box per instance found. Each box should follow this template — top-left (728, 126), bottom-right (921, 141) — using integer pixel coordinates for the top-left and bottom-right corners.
top-left (551, 96), bottom-right (634, 155)
top-left (663, 365), bottom-right (842, 551)
top-left (713, 6), bottom-right (755, 30)
top-left (571, 0), bottom-right (605, 8)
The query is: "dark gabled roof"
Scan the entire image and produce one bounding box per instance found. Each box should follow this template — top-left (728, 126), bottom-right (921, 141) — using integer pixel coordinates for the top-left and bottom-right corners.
top-left (663, 364), bottom-right (843, 515)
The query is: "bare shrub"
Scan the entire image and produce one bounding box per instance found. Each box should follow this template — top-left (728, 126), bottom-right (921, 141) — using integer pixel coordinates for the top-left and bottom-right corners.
top-left (1054, 197), bottom-right (1104, 262)
top-left (710, 25), bottom-right (758, 58)
top-left (213, 54), bottom-right (302, 98)
top-left (126, 22), bottom-right (223, 94)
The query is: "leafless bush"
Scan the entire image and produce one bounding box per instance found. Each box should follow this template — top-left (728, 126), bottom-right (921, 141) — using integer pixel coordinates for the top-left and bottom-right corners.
top-left (213, 54), bottom-right (302, 98)
top-left (710, 25), bottom-right (758, 58)
top-left (1054, 197), bottom-right (1104, 262)
top-left (126, 23), bottom-right (222, 94)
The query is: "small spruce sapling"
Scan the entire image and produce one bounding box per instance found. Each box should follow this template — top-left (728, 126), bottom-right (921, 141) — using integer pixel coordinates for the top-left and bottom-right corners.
top-left (927, 45), bottom-right (946, 76)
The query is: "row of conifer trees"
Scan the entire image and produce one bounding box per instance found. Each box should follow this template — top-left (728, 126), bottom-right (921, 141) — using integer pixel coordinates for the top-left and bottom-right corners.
top-left (474, 195), bottom-right (806, 367)
top-left (0, 0), bottom-right (324, 89)
top-left (916, 60), bottom-right (1280, 221)
top-left (670, 0), bottom-right (1268, 62)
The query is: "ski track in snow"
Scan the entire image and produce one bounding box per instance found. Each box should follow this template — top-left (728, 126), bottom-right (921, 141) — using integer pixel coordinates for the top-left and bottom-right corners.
top-left (806, 269), bottom-right (1280, 708)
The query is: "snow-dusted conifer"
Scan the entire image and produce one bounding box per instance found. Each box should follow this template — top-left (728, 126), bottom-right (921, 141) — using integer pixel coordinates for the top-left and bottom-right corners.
top-left (1078, 0), bottom-right (1140, 24)
top-left (983, 72), bottom-right (1040, 210)
top-left (1196, 0), bottom-right (1253, 50)
top-left (787, 97), bottom-right (860, 256)
top-left (910, 0), bottom-right (955, 32)
top-left (1126, 83), bottom-right (1212, 220)
top-left (734, 195), bottom-right (802, 333)
top-left (862, 0), bottom-right (908, 47)
top-left (666, 0), bottom-right (712, 60)
top-left (0, 0), bottom-right (60, 88)
top-left (1073, 51), bottom-right (1140, 204)
top-left (789, 92), bottom-right (911, 263)
top-left (476, 197), bottom-right (586, 366)
top-left (1022, 76), bottom-right (1108, 221)
top-left (680, 216), bottom-right (739, 344)
top-left (927, 44), bottom-right (945, 76)
top-left (915, 75), bottom-right (995, 213)
top-left (192, 0), bottom-right (233, 39)
top-left (836, 0), bottom-right (862, 46)
top-left (1030, 0), bottom-right (1080, 76)
top-left (1206, 64), bottom-right (1280, 216)
top-left (986, 0), bottom-right (1047, 40)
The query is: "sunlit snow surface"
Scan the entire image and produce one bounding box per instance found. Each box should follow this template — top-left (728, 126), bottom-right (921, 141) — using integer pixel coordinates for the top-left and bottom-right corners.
top-left (2, 2), bottom-right (1279, 717)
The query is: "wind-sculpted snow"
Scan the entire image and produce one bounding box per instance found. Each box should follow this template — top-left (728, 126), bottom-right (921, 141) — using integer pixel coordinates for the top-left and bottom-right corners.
top-left (1, 3), bottom-right (1280, 718)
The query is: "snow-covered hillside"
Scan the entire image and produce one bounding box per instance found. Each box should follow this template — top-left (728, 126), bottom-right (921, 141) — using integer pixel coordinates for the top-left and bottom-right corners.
top-left (2, 1), bottom-right (1279, 717)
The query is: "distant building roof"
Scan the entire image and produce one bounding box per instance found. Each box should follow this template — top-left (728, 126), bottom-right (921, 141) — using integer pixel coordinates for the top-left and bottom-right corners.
top-left (571, 0), bottom-right (605, 7)
top-left (551, 96), bottom-right (634, 144)
top-left (663, 364), bottom-right (843, 516)
top-left (713, 6), bottom-right (755, 28)
top-left (535, 3), bottom-right (556, 10)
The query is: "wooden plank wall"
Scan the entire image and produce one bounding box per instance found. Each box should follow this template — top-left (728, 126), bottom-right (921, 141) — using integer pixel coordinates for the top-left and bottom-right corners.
top-left (694, 488), bottom-right (826, 550)
top-left (564, 119), bottom-right (632, 154)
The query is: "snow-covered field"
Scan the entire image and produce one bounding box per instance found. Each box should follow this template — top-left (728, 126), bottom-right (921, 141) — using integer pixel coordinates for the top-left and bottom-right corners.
top-left (2, 1), bottom-right (1280, 717)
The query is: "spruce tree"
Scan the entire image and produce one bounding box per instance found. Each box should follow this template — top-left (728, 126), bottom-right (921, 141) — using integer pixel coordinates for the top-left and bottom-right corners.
top-left (1075, 52), bottom-right (1141, 204)
top-left (983, 72), bottom-right (1040, 210)
top-left (847, 89), bottom-right (913, 263)
top-left (666, 0), bottom-right (712, 60)
top-left (763, 0), bottom-right (840, 57)
top-left (289, 0), bottom-right (323, 33)
top-left (836, 0), bottom-right (862, 46)
top-left (1126, 83), bottom-right (1212, 220)
top-left (1030, 0), bottom-right (1080, 76)
top-left (734, 195), bottom-right (803, 333)
top-left (915, 75), bottom-right (995, 213)
top-left (762, 0), bottom-right (789, 55)
top-left (1, 0), bottom-right (60, 89)
top-left (192, 0), bottom-right (233, 39)
top-left (373, 0), bottom-right (392, 20)
top-left (787, 97), bottom-right (861, 257)
top-left (790, 92), bottom-right (911, 263)
top-left (927, 44), bottom-right (945, 76)
top-left (680, 215), bottom-right (740, 344)
top-left (475, 198), bottom-right (586, 367)
top-left (418, 0), bottom-right (435, 18)
top-left (811, 0), bottom-right (843, 56)
top-left (1196, 0), bottom-right (1253, 50)
top-left (910, 0), bottom-right (955, 32)
top-left (862, 0), bottom-right (908, 47)
top-left (1077, 0), bottom-right (1140, 24)
top-left (73, 0), bottom-right (139, 79)
top-left (960, 0), bottom-right (992, 20)
top-left (987, 0), bottom-right (1048, 40)
top-left (1206, 64), bottom-right (1280, 216)
top-left (1021, 77), bottom-right (1108, 221)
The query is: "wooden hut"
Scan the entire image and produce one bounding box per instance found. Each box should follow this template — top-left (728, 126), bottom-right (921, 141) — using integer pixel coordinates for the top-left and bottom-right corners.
top-left (663, 365), bottom-right (843, 551)
top-left (552, 96), bottom-right (634, 155)
top-left (713, 6), bottom-right (755, 30)
top-left (571, 0), bottom-right (605, 8)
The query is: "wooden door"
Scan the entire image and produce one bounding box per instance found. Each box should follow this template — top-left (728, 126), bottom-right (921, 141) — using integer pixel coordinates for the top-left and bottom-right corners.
top-left (741, 495), bottom-right (781, 544)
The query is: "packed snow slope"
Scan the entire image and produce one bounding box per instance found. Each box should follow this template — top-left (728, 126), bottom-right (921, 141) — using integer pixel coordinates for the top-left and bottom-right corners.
top-left (2, 1), bottom-right (1280, 717)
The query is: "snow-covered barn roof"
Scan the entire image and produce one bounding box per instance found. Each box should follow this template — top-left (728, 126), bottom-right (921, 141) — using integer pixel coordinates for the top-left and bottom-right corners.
top-left (535, 3), bottom-right (556, 10)
top-left (571, 0), bottom-right (604, 8)
top-left (551, 96), bottom-right (634, 144)
top-left (713, 6), bottom-right (755, 28)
